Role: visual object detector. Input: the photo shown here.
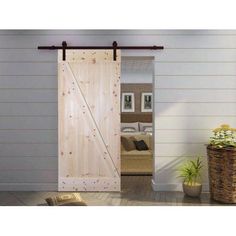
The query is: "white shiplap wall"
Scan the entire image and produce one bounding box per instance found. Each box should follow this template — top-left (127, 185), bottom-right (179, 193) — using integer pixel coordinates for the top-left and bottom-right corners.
top-left (152, 32), bottom-right (236, 191)
top-left (0, 30), bottom-right (235, 191)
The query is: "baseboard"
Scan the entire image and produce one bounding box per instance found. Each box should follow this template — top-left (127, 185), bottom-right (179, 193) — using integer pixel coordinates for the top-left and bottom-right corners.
top-left (151, 179), bottom-right (209, 192)
top-left (121, 173), bottom-right (152, 176)
top-left (0, 183), bottom-right (58, 191)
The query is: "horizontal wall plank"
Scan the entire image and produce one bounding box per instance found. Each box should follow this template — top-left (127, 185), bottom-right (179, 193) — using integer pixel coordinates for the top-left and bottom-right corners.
top-left (0, 157), bottom-right (57, 170)
top-left (0, 49), bottom-right (57, 62)
top-left (155, 89), bottom-right (236, 102)
top-left (0, 62), bottom-right (56, 76)
top-left (155, 76), bottom-right (236, 89)
top-left (0, 35), bottom-right (163, 48)
top-left (155, 49), bottom-right (236, 62)
top-left (0, 103), bottom-right (57, 116)
top-left (155, 143), bottom-right (207, 156)
top-left (154, 156), bottom-right (208, 170)
top-left (0, 143), bottom-right (57, 157)
top-left (123, 48), bottom-right (236, 60)
top-left (0, 183), bottom-right (57, 191)
top-left (2, 34), bottom-right (236, 49)
top-left (155, 103), bottom-right (236, 116)
top-left (0, 89), bottom-right (57, 102)
top-left (0, 170), bottom-right (57, 183)
top-left (0, 76), bottom-right (57, 89)
top-left (0, 116), bottom-right (57, 129)
top-left (0, 130), bottom-right (57, 143)
top-left (121, 51), bottom-right (157, 58)
top-left (155, 62), bottom-right (236, 75)
top-left (155, 130), bottom-right (211, 143)
top-left (155, 116), bottom-right (236, 130)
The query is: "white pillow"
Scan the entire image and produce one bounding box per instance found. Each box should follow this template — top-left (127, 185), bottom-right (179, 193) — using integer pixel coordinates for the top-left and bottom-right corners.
top-left (143, 127), bottom-right (153, 133)
top-left (122, 127), bottom-right (136, 133)
top-left (139, 122), bottom-right (152, 132)
top-left (121, 122), bottom-right (139, 132)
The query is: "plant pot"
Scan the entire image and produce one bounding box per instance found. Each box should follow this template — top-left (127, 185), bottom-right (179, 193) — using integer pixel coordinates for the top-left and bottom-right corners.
top-left (207, 145), bottom-right (236, 203)
top-left (182, 182), bottom-right (202, 197)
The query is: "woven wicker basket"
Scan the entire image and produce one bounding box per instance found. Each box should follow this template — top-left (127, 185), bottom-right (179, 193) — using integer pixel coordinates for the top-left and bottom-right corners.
top-left (207, 145), bottom-right (236, 203)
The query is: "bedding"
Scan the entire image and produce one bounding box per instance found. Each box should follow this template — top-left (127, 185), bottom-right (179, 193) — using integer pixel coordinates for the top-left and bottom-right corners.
top-left (133, 140), bottom-right (149, 151)
top-left (122, 127), bottom-right (136, 132)
top-left (121, 122), bottom-right (153, 134)
top-left (121, 136), bottom-right (136, 151)
top-left (121, 131), bottom-right (145, 136)
top-left (143, 127), bottom-right (153, 133)
top-left (139, 122), bottom-right (152, 132)
top-left (121, 122), bottom-right (139, 132)
top-left (121, 133), bottom-right (153, 175)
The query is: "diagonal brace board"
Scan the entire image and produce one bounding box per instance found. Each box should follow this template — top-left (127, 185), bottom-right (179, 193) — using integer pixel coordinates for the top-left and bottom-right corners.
top-left (65, 62), bottom-right (119, 177)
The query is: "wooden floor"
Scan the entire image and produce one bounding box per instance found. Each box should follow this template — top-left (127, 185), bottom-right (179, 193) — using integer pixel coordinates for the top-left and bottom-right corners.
top-left (0, 176), bottom-right (230, 206)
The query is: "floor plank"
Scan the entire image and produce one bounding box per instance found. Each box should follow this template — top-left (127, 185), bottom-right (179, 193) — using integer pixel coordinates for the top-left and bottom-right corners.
top-left (0, 176), bottom-right (232, 206)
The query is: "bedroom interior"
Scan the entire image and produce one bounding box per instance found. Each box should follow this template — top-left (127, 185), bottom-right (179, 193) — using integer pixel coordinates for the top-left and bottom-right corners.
top-left (120, 57), bottom-right (154, 176)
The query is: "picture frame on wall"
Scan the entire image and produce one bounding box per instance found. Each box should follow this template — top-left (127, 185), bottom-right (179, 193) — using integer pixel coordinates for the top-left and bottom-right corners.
top-left (141, 92), bottom-right (152, 112)
top-left (121, 92), bottom-right (135, 112)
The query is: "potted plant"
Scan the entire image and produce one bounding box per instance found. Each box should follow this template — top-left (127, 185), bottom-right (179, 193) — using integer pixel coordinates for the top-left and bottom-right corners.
top-left (207, 124), bottom-right (236, 203)
top-left (178, 157), bottom-right (203, 197)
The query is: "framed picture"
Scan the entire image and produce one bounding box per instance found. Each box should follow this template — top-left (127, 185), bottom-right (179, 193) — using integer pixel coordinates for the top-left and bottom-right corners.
top-left (121, 92), bottom-right (135, 112)
top-left (141, 92), bottom-right (152, 112)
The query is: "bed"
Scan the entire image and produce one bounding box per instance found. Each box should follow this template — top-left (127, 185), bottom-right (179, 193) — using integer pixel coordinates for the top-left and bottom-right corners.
top-left (120, 122), bottom-right (153, 175)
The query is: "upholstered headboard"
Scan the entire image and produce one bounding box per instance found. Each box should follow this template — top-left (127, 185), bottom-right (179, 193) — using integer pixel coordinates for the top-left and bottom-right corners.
top-left (121, 113), bottom-right (152, 123)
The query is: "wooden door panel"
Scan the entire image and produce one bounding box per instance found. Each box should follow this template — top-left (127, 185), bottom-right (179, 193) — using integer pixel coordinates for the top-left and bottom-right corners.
top-left (58, 50), bottom-right (120, 191)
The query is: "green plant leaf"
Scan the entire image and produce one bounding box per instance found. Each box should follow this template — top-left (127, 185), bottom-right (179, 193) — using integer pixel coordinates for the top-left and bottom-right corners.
top-left (177, 156), bottom-right (203, 184)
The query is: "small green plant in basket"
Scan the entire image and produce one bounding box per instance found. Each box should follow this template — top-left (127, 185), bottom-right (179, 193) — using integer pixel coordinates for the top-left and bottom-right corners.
top-left (209, 124), bottom-right (236, 148)
top-left (178, 157), bottom-right (203, 186)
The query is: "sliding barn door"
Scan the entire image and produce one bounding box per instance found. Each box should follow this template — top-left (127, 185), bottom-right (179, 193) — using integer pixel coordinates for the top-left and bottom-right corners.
top-left (58, 50), bottom-right (121, 191)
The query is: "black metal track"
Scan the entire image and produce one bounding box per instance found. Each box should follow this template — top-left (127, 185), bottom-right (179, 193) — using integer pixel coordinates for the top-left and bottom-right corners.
top-left (38, 41), bottom-right (164, 61)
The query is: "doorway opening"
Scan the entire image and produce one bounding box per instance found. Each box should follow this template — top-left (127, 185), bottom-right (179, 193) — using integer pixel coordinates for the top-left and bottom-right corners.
top-left (120, 56), bottom-right (155, 190)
